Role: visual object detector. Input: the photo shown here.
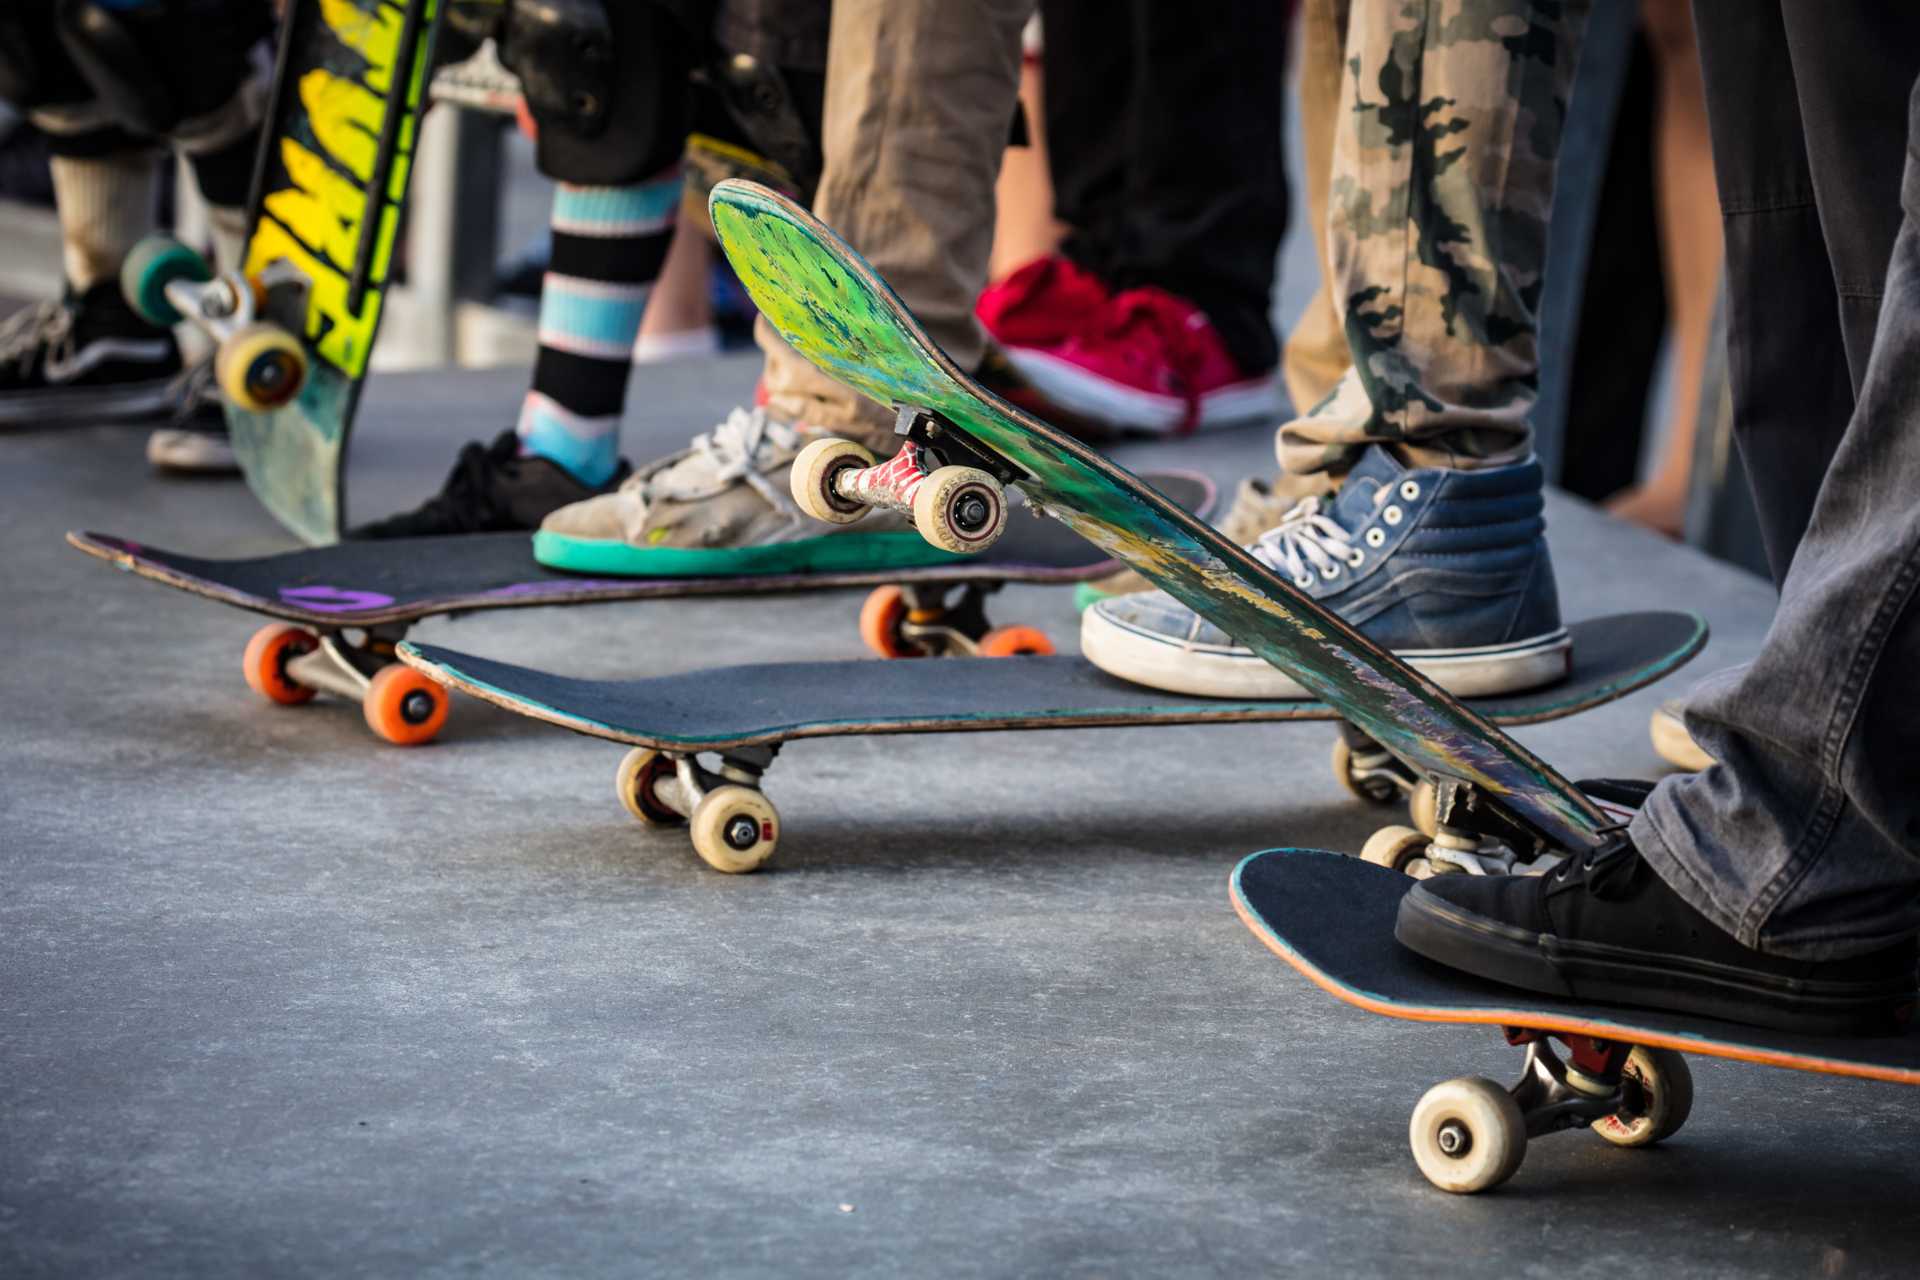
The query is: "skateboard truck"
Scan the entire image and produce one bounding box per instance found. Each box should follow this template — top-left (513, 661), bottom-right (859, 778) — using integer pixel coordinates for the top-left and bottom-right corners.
top-left (1410, 1030), bottom-right (1694, 1193)
top-left (790, 408), bottom-right (1015, 554)
top-left (857, 580), bottom-right (1055, 659)
top-left (615, 745), bottom-right (782, 873)
top-left (241, 621), bottom-right (450, 747)
top-left (120, 235), bottom-right (310, 414)
top-left (1357, 773), bottom-right (1565, 878)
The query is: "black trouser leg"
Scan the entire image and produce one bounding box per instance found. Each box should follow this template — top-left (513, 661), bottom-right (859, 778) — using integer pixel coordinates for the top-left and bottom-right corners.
top-left (1041, 0), bottom-right (1287, 375)
top-left (1692, 0), bottom-right (1920, 585)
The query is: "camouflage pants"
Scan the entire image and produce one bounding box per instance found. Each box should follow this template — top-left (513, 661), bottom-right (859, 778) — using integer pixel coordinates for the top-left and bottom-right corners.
top-left (1277, 0), bottom-right (1591, 484)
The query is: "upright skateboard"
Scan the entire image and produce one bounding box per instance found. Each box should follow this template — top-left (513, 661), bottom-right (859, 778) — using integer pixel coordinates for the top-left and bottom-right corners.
top-left (709, 180), bottom-right (1632, 876)
top-left (66, 471), bottom-right (1209, 744)
top-left (1232, 849), bottom-right (1920, 1193)
top-left (122, 0), bottom-right (447, 543)
top-left (397, 611), bottom-right (1703, 873)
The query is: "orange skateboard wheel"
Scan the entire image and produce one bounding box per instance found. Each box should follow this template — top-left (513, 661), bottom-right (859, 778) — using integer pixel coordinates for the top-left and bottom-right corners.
top-left (363, 664), bottom-right (449, 746)
top-left (976, 625), bottom-right (1053, 657)
top-left (242, 623), bottom-right (319, 705)
top-left (859, 585), bottom-right (918, 659)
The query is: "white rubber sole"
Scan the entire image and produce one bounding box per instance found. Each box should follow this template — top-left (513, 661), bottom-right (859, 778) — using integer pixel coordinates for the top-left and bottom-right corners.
top-left (0, 379), bottom-right (177, 426)
top-left (1003, 347), bottom-right (1278, 434)
top-left (1081, 605), bottom-right (1573, 700)
top-left (146, 427), bottom-right (238, 474)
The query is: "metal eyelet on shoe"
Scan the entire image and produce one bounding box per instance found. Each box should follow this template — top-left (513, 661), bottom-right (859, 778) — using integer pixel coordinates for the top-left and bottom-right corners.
top-left (1400, 480), bottom-right (1421, 501)
top-left (1321, 563), bottom-right (1340, 579)
top-left (1347, 548), bottom-right (1365, 568)
top-left (1365, 527), bottom-right (1386, 548)
top-left (1383, 505), bottom-right (1403, 526)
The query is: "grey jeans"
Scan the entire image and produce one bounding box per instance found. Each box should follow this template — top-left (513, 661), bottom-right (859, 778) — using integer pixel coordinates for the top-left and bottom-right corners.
top-left (1632, 73), bottom-right (1920, 961)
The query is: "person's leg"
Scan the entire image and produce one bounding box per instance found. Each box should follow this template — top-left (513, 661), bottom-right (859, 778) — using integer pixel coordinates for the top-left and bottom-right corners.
top-left (1280, 0), bottom-right (1354, 421)
top-left (1396, 78), bottom-right (1920, 1033)
top-left (1084, 0), bottom-right (1583, 701)
top-left (1275, 0), bottom-right (1591, 482)
top-left (533, 0), bottom-right (1035, 575)
top-left (353, 0), bottom-right (694, 538)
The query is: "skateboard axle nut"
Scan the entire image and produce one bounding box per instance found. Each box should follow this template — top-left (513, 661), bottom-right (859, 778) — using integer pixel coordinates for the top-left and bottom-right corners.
top-left (1436, 1121), bottom-right (1471, 1158)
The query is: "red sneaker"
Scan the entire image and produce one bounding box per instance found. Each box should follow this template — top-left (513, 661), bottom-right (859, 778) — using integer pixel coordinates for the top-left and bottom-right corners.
top-left (975, 254), bottom-right (1111, 348)
top-left (1001, 286), bottom-right (1278, 435)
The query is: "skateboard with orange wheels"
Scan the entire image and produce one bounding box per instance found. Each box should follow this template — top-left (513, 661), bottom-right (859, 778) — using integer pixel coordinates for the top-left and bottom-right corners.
top-left (394, 611), bottom-right (1704, 873)
top-left (65, 484), bottom-right (1207, 744)
top-left (1232, 849), bottom-right (1920, 1194)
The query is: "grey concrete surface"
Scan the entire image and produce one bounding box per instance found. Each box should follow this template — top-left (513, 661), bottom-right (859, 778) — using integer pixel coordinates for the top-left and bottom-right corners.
top-left (4, 359), bottom-right (1916, 1278)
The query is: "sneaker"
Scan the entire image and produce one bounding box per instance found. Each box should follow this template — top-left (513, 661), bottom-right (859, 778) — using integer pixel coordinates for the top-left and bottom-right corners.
top-left (1650, 699), bottom-right (1715, 771)
top-left (146, 361), bottom-right (238, 474)
top-left (1074, 472), bottom-right (1322, 610)
top-left (532, 406), bottom-right (966, 577)
top-left (1082, 446), bottom-right (1570, 699)
top-left (1396, 831), bottom-right (1919, 1037)
top-left (993, 284), bottom-right (1277, 435)
top-left (975, 254), bottom-right (1111, 349)
top-left (0, 282), bottom-right (182, 426)
top-left (348, 429), bottom-right (630, 539)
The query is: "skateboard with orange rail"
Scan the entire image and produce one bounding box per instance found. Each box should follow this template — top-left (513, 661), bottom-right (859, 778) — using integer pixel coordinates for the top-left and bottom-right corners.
top-left (1231, 849), bottom-right (1920, 1194)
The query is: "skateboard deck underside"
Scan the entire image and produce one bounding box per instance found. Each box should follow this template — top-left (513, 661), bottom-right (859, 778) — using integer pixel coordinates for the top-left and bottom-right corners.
top-left (710, 182), bottom-right (1607, 854)
top-left (65, 473), bottom-right (1208, 627)
top-left (233, 0), bottom-right (442, 544)
top-left (398, 611), bottom-right (1704, 751)
top-left (1231, 848), bottom-right (1920, 1085)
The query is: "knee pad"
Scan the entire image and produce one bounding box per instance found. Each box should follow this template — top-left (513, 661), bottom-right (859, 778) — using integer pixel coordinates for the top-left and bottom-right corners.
top-left (501, 0), bottom-right (697, 185)
top-left (54, 0), bottom-right (180, 135)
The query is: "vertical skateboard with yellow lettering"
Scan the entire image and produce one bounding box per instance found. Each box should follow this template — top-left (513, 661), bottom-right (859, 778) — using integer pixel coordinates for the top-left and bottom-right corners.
top-left (124, 0), bottom-right (447, 544)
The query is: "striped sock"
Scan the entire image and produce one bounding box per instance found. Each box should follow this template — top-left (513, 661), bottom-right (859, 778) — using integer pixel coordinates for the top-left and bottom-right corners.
top-left (49, 151), bottom-right (159, 293)
top-left (516, 172), bottom-right (680, 486)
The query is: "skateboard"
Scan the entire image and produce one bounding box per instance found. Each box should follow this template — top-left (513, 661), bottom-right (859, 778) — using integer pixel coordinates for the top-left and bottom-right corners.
top-left (394, 610), bottom-right (1704, 874)
top-left (121, 0), bottom-right (448, 544)
top-left (64, 471), bottom-right (1209, 744)
top-left (1231, 848), bottom-right (1920, 1194)
top-left (710, 179), bottom-right (1627, 877)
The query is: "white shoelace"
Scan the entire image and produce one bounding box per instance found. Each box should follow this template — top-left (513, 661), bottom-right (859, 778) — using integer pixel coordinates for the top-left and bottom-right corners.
top-left (637, 405), bottom-right (805, 513)
top-left (1249, 488), bottom-right (1387, 587)
top-left (0, 299), bottom-right (73, 371)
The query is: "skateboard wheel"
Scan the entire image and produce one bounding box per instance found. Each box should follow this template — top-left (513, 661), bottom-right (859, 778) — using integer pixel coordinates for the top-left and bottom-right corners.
top-left (1409, 1076), bottom-right (1527, 1194)
top-left (122, 234), bottom-right (211, 327)
top-left (1593, 1046), bottom-right (1693, 1149)
top-left (858, 585), bottom-right (919, 659)
top-left (616, 748), bottom-right (685, 826)
top-left (1329, 737), bottom-right (1401, 806)
top-left (216, 323), bottom-right (307, 412)
top-left (689, 785), bottom-right (779, 874)
top-left (363, 664), bottom-right (449, 746)
top-left (792, 437), bottom-right (877, 524)
top-left (1361, 825), bottom-right (1431, 876)
top-left (1408, 779), bottom-right (1440, 838)
top-left (977, 625), bottom-right (1053, 657)
top-left (912, 465), bottom-right (1006, 555)
top-left (242, 623), bottom-right (319, 706)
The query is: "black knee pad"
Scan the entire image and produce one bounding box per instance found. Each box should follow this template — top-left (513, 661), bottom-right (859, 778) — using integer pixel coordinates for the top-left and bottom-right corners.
top-left (501, 0), bottom-right (699, 185)
top-left (54, 0), bottom-right (180, 133)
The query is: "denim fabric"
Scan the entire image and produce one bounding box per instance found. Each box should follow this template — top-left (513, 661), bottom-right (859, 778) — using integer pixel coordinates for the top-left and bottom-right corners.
top-left (1633, 74), bottom-right (1920, 959)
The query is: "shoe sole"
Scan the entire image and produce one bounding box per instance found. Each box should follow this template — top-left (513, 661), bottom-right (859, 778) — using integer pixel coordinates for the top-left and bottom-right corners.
top-left (147, 429), bottom-right (239, 475)
top-left (1650, 707), bottom-right (1716, 771)
top-left (1080, 604), bottom-right (1572, 699)
top-left (530, 528), bottom-right (967, 577)
top-left (0, 380), bottom-right (179, 426)
top-left (1394, 887), bottom-right (1912, 1038)
top-left (1002, 349), bottom-right (1278, 434)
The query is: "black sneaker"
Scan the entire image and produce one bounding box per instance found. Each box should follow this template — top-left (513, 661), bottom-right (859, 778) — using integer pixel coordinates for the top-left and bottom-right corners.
top-left (0, 282), bottom-right (182, 426)
top-left (147, 361), bottom-right (239, 475)
top-left (1395, 833), bottom-right (1918, 1037)
top-left (348, 429), bottom-right (631, 539)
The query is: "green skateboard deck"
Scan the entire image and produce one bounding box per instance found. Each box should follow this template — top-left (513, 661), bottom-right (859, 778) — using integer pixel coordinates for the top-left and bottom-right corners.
top-left (708, 180), bottom-right (1613, 865)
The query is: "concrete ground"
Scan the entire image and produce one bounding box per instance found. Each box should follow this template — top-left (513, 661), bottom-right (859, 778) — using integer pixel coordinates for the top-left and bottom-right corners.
top-left (5, 359), bottom-right (1916, 1278)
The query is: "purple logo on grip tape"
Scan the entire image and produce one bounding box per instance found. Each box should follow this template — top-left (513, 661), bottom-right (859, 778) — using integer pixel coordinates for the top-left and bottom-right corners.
top-left (279, 585), bottom-right (396, 612)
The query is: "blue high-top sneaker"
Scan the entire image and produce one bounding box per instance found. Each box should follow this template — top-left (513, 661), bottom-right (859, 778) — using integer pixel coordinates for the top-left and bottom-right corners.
top-left (1082, 446), bottom-right (1570, 699)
